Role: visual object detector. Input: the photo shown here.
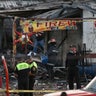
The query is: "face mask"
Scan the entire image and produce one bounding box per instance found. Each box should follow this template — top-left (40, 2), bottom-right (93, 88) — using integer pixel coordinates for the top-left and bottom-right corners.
top-left (69, 50), bottom-right (74, 53)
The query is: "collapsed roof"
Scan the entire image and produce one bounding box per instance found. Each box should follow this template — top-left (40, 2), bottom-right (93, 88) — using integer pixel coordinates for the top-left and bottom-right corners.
top-left (0, 0), bottom-right (95, 18)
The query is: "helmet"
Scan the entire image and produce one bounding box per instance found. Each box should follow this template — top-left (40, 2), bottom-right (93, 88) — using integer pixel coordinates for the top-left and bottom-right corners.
top-left (50, 38), bottom-right (56, 42)
top-left (48, 38), bottom-right (56, 44)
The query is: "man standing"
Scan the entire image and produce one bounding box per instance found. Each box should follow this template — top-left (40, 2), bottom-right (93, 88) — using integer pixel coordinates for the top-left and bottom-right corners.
top-left (46, 38), bottom-right (58, 81)
top-left (14, 58), bottom-right (30, 96)
top-left (65, 45), bottom-right (81, 89)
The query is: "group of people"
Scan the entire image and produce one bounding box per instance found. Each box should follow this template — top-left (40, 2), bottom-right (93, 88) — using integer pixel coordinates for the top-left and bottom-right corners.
top-left (14, 57), bottom-right (38, 96)
top-left (14, 37), bottom-right (59, 96)
top-left (14, 44), bottom-right (81, 96)
top-left (15, 23), bottom-right (82, 93)
top-left (27, 30), bottom-right (58, 81)
top-left (27, 30), bottom-right (81, 89)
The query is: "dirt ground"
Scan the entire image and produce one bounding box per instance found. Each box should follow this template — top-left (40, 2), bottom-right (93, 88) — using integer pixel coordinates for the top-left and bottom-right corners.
top-left (0, 79), bottom-right (67, 96)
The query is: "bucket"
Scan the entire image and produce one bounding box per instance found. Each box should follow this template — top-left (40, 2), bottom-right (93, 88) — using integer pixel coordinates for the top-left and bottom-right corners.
top-left (41, 55), bottom-right (48, 64)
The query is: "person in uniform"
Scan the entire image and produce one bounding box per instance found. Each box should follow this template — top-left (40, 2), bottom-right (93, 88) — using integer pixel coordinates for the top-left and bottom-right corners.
top-left (46, 38), bottom-right (58, 81)
top-left (14, 58), bottom-right (30, 96)
top-left (65, 45), bottom-right (81, 89)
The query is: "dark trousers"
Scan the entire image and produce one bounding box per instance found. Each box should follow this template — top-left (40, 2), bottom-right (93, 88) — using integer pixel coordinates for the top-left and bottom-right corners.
top-left (67, 67), bottom-right (81, 89)
top-left (18, 78), bottom-right (29, 96)
top-left (29, 76), bottom-right (35, 96)
top-left (45, 64), bottom-right (54, 81)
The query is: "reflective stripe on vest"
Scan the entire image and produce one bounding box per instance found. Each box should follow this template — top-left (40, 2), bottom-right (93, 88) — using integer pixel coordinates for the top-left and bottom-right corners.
top-left (30, 62), bottom-right (38, 69)
top-left (16, 62), bottom-right (29, 71)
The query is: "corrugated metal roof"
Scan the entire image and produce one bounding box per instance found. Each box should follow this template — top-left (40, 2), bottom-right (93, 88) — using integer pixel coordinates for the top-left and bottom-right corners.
top-left (0, 0), bottom-right (95, 18)
top-left (0, 1), bottom-right (44, 9)
top-left (0, 0), bottom-right (93, 10)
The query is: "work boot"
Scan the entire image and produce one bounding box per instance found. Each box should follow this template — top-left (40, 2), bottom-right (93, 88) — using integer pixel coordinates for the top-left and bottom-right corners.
top-left (27, 51), bottom-right (32, 56)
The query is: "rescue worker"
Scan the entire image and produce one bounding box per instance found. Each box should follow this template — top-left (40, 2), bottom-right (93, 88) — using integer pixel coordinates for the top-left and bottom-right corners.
top-left (14, 58), bottom-right (30, 96)
top-left (46, 38), bottom-right (58, 81)
top-left (47, 38), bottom-right (58, 64)
top-left (27, 58), bottom-right (38, 96)
top-left (65, 45), bottom-right (81, 89)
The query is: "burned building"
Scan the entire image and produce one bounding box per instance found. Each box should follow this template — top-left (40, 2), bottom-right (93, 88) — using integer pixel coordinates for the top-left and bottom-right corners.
top-left (0, 0), bottom-right (95, 66)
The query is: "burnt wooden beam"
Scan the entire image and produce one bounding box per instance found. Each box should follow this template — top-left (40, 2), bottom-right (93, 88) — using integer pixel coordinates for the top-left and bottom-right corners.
top-left (67, 53), bottom-right (96, 59)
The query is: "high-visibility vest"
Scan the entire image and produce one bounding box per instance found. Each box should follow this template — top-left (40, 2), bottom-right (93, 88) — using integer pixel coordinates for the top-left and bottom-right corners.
top-left (16, 62), bottom-right (29, 71)
top-left (30, 62), bottom-right (38, 69)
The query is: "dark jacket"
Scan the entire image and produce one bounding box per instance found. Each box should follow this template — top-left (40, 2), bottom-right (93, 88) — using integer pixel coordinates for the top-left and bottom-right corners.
top-left (47, 43), bottom-right (58, 65)
top-left (65, 52), bottom-right (79, 68)
top-left (14, 62), bottom-right (30, 80)
top-left (35, 32), bottom-right (44, 41)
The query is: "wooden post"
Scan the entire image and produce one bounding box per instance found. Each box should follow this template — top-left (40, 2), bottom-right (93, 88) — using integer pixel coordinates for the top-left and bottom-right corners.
top-left (12, 17), bottom-right (16, 68)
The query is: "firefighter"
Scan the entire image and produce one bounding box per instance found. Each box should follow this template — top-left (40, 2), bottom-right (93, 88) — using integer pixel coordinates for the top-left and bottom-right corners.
top-left (47, 38), bottom-right (58, 81)
top-left (65, 45), bottom-right (81, 89)
top-left (14, 58), bottom-right (30, 96)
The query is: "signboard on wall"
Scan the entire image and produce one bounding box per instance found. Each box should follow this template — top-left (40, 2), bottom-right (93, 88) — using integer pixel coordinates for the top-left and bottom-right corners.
top-left (19, 18), bottom-right (77, 33)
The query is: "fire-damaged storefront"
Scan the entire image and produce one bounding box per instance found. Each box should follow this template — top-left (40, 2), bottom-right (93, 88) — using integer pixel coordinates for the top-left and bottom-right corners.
top-left (0, 1), bottom-right (83, 67)
top-left (0, 1), bottom-right (96, 95)
top-left (0, 0), bottom-right (96, 68)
